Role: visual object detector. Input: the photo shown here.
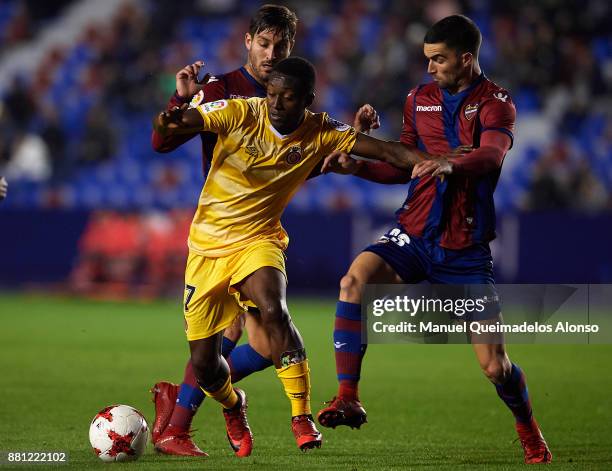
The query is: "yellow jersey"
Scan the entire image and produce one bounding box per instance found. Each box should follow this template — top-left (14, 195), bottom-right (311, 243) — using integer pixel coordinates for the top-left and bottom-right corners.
top-left (188, 97), bottom-right (357, 257)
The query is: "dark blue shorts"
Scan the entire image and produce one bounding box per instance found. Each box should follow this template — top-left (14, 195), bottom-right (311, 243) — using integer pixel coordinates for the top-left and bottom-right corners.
top-left (364, 226), bottom-right (500, 320)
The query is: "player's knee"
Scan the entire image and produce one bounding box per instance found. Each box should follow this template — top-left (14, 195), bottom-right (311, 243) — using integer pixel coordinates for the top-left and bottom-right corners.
top-left (190, 347), bottom-right (221, 383)
top-left (481, 358), bottom-right (511, 384)
top-left (258, 300), bottom-right (291, 328)
top-left (339, 272), bottom-right (365, 300)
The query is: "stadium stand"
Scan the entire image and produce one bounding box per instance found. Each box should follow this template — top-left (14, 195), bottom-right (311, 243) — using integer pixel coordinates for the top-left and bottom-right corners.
top-left (0, 0), bottom-right (610, 293)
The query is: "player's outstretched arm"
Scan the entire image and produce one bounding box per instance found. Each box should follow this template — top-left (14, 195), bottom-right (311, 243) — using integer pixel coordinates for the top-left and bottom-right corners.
top-left (308, 104), bottom-right (381, 179)
top-left (152, 105), bottom-right (205, 137)
top-left (152, 60), bottom-right (211, 153)
top-left (351, 133), bottom-right (428, 170)
top-left (411, 133), bottom-right (508, 179)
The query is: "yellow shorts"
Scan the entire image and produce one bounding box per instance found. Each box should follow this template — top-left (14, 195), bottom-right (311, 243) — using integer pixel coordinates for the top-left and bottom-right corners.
top-left (183, 241), bottom-right (286, 341)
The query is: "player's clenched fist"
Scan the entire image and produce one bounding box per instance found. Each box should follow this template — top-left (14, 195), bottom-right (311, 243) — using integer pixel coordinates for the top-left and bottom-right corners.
top-left (321, 150), bottom-right (363, 175)
top-left (153, 104), bottom-right (202, 136)
top-left (353, 104), bottom-right (380, 134)
top-left (176, 60), bottom-right (211, 98)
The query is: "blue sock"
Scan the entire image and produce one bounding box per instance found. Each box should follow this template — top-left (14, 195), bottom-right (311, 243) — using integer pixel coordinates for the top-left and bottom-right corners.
top-left (173, 335), bottom-right (237, 421)
top-left (334, 301), bottom-right (367, 397)
top-left (495, 363), bottom-right (533, 424)
top-left (222, 336), bottom-right (237, 358)
top-left (228, 343), bottom-right (273, 382)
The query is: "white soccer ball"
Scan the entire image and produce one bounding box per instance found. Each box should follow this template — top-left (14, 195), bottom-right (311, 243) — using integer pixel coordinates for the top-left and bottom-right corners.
top-left (89, 405), bottom-right (149, 462)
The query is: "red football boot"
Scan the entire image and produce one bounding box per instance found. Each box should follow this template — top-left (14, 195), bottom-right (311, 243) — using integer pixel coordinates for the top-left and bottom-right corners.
top-left (154, 425), bottom-right (208, 457)
top-left (292, 414), bottom-right (322, 451)
top-left (150, 381), bottom-right (179, 444)
top-left (222, 388), bottom-right (253, 457)
top-left (516, 420), bottom-right (552, 464)
top-left (316, 396), bottom-right (367, 429)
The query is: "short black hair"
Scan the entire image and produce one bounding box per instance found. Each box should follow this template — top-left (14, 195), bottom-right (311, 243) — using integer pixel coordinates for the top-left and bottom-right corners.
top-left (271, 57), bottom-right (316, 96)
top-left (424, 15), bottom-right (482, 56)
top-left (249, 4), bottom-right (298, 42)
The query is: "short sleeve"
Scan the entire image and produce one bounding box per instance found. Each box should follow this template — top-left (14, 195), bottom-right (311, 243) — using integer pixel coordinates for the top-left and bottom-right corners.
top-left (195, 99), bottom-right (248, 135)
top-left (479, 91), bottom-right (516, 148)
top-left (320, 115), bottom-right (357, 154)
top-left (400, 87), bottom-right (418, 146)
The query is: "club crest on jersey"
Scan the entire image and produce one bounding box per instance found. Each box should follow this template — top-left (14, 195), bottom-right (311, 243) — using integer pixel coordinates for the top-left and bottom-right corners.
top-left (188, 90), bottom-right (205, 109)
top-left (200, 100), bottom-right (227, 113)
top-left (325, 116), bottom-right (351, 132)
top-left (464, 103), bottom-right (479, 120)
top-left (285, 146), bottom-right (302, 165)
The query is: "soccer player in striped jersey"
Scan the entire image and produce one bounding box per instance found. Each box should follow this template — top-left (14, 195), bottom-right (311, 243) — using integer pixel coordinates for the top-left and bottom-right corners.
top-left (317, 15), bottom-right (552, 465)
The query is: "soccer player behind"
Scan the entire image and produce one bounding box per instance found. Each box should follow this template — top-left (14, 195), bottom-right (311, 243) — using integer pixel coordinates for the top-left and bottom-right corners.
top-left (317, 15), bottom-right (552, 464)
top-left (153, 56), bottom-right (436, 457)
top-left (150, 4), bottom-right (299, 456)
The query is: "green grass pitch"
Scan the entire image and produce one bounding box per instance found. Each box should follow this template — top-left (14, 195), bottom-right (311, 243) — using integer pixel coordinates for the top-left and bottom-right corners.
top-left (1, 294), bottom-right (611, 470)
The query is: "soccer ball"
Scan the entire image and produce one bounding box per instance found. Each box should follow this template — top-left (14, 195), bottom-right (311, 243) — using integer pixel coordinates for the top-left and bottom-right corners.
top-left (89, 405), bottom-right (149, 462)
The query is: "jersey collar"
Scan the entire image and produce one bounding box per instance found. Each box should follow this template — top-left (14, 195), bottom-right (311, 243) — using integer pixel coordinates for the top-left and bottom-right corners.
top-left (239, 66), bottom-right (267, 97)
top-left (264, 102), bottom-right (309, 140)
top-left (441, 72), bottom-right (485, 100)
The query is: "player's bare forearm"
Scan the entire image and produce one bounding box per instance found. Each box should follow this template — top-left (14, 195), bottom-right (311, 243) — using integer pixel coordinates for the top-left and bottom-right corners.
top-left (152, 129), bottom-right (199, 153)
top-left (352, 133), bottom-right (428, 170)
top-left (151, 93), bottom-right (201, 152)
top-left (152, 107), bottom-right (204, 137)
top-left (446, 132), bottom-right (511, 176)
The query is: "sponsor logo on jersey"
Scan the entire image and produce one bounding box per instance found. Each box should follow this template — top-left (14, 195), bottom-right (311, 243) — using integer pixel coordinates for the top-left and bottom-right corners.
top-left (416, 104), bottom-right (442, 112)
top-left (325, 115), bottom-right (351, 132)
top-left (493, 92), bottom-right (508, 103)
top-left (464, 103), bottom-right (479, 120)
top-left (200, 100), bottom-right (227, 113)
top-left (285, 145), bottom-right (302, 165)
top-left (189, 90), bottom-right (205, 109)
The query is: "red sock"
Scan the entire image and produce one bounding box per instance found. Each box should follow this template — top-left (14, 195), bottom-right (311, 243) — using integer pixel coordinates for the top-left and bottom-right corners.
top-left (339, 380), bottom-right (359, 401)
top-left (167, 360), bottom-right (204, 431)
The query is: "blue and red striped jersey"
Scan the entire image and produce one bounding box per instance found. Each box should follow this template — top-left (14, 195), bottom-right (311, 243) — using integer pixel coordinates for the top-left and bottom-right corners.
top-left (152, 67), bottom-right (266, 176)
top-left (397, 74), bottom-right (515, 249)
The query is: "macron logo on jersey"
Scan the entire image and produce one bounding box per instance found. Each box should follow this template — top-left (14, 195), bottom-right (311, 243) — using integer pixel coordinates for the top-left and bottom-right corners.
top-left (416, 104), bottom-right (442, 112)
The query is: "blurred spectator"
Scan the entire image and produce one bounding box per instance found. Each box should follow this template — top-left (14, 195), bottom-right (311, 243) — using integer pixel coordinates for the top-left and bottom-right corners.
top-left (39, 108), bottom-right (67, 180)
top-left (70, 211), bottom-right (144, 297)
top-left (77, 104), bottom-right (116, 165)
top-left (527, 141), bottom-right (610, 211)
top-left (3, 77), bottom-right (35, 129)
top-left (71, 210), bottom-right (192, 297)
top-left (0, 176), bottom-right (7, 200)
top-left (3, 130), bottom-right (51, 181)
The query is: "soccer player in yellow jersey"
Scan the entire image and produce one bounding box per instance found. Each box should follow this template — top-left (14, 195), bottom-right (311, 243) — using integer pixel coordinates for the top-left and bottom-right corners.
top-left (153, 57), bottom-right (426, 457)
